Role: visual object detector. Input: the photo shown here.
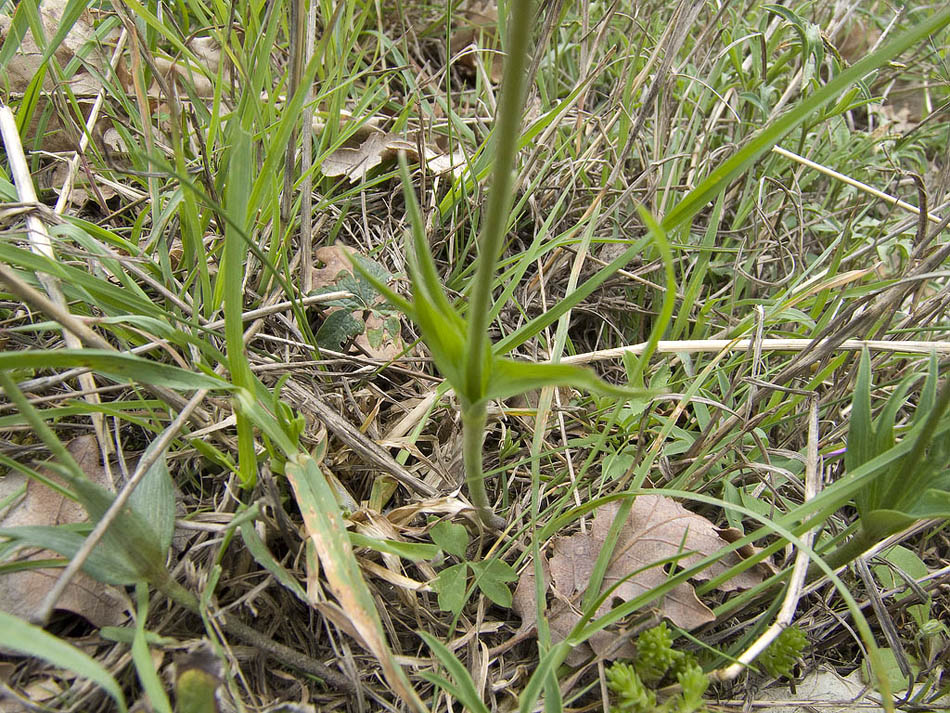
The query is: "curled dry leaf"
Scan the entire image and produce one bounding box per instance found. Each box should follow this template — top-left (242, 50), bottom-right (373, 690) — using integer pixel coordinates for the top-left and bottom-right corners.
top-left (317, 120), bottom-right (466, 183)
top-left (0, 436), bottom-right (126, 630)
top-left (321, 132), bottom-right (416, 182)
top-left (451, 0), bottom-right (504, 83)
top-left (513, 497), bottom-right (767, 664)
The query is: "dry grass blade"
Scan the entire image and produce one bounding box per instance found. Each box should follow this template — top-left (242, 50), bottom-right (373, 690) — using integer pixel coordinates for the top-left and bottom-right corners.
top-left (284, 452), bottom-right (426, 713)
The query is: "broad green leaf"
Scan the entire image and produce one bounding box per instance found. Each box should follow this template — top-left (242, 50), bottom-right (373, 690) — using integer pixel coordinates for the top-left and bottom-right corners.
top-left (417, 629), bottom-right (490, 713)
top-left (863, 648), bottom-right (918, 694)
top-left (316, 309), bottom-right (364, 350)
top-left (41, 460), bottom-right (171, 585)
top-left (346, 253), bottom-right (414, 317)
top-left (0, 350), bottom-right (227, 390)
top-left (899, 488), bottom-right (950, 519)
top-left (470, 558), bottom-right (517, 608)
top-left (0, 611), bottom-right (128, 713)
top-left (874, 546), bottom-right (931, 629)
top-left (433, 562), bottom-right (468, 615)
top-left (128, 440), bottom-right (176, 555)
top-left (429, 521), bottom-right (469, 559)
top-left (0, 525), bottom-right (140, 584)
top-left (348, 532), bottom-right (441, 562)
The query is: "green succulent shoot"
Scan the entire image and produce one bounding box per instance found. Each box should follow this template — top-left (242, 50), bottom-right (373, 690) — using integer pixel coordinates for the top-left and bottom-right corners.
top-left (607, 623), bottom-right (710, 713)
top-left (757, 626), bottom-right (808, 679)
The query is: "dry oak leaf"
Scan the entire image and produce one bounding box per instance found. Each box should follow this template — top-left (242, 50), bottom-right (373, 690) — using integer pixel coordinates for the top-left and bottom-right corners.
top-left (0, 436), bottom-right (127, 631)
top-left (321, 131), bottom-right (416, 182)
top-left (319, 121), bottom-right (466, 183)
top-left (311, 244), bottom-right (405, 361)
top-left (513, 497), bottom-right (765, 664)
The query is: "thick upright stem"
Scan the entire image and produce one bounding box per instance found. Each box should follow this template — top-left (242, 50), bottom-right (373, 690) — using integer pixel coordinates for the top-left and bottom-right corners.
top-left (464, 0), bottom-right (533, 399)
top-left (462, 403), bottom-right (505, 531)
top-left (805, 530), bottom-right (877, 583)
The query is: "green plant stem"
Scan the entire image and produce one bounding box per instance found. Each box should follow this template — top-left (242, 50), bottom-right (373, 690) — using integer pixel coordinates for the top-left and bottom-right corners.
top-left (462, 403), bottom-right (505, 531)
top-left (463, 0), bottom-right (533, 399)
top-left (813, 532), bottom-right (876, 577)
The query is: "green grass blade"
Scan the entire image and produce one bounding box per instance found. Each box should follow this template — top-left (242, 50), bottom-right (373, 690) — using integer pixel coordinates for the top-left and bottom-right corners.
top-left (221, 123), bottom-right (257, 489)
top-left (497, 6), bottom-right (950, 356)
top-left (285, 453), bottom-right (426, 713)
top-left (132, 583), bottom-right (173, 713)
top-left (418, 630), bottom-right (489, 713)
top-left (847, 349), bottom-right (875, 514)
top-left (484, 358), bottom-right (653, 405)
top-left (661, 6), bottom-right (950, 231)
top-left (0, 610), bottom-right (128, 713)
top-left (0, 350), bottom-right (227, 391)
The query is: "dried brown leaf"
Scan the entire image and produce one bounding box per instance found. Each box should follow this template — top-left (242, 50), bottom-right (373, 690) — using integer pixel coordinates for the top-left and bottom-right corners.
top-left (311, 245), bottom-right (357, 291)
top-left (319, 123), bottom-right (466, 183)
top-left (321, 132), bottom-right (415, 182)
top-left (0, 0), bottom-right (115, 96)
top-left (0, 436), bottom-right (126, 629)
top-left (513, 496), bottom-right (766, 662)
top-left (451, 0), bottom-right (503, 83)
top-left (0, 1), bottom-right (119, 152)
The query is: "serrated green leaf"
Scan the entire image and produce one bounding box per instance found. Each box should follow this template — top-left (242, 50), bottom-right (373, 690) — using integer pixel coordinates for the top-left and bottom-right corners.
top-left (316, 310), bottom-right (363, 350)
top-left (433, 562), bottom-right (468, 615)
top-left (429, 521), bottom-right (469, 558)
top-left (0, 611), bottom-right (128, 713)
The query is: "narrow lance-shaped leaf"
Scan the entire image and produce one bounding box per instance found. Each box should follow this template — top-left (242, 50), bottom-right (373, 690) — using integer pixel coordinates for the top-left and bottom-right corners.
top-left (0, 350), bottom-right (227, 391)
top-left (0, 611), bottom-right (128, 713)
top-left (222, 123), bottom-right (258, 488)
top-left (482, 357), bottom-right (654, 406)
top-left (285, 453), bottom-right (426, 713)
top-left (848, 349), bottom-right (875, 515)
